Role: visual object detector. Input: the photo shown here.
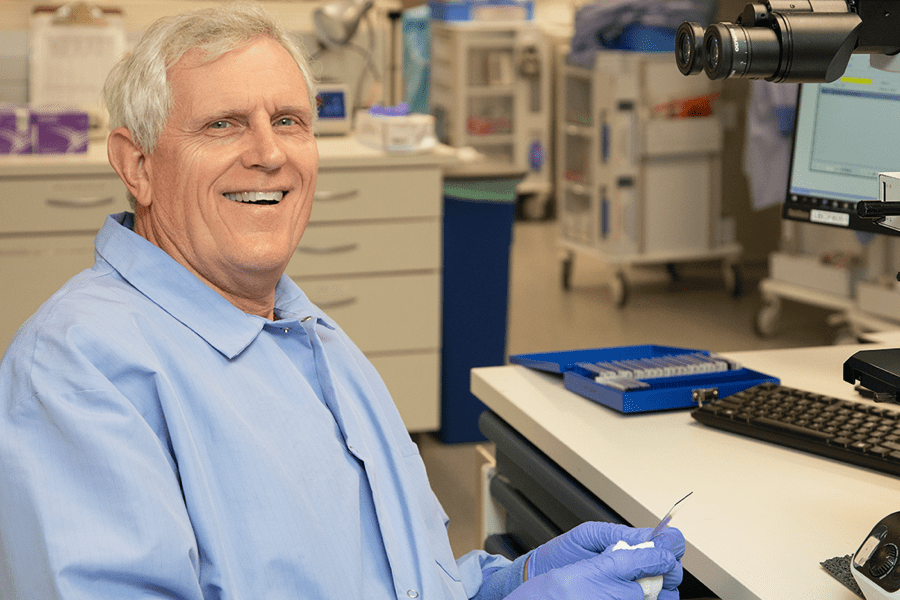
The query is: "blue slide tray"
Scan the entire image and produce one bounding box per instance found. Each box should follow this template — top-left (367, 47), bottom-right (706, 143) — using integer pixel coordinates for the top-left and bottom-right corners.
top-left (509, 345), bottom-right (779, 413)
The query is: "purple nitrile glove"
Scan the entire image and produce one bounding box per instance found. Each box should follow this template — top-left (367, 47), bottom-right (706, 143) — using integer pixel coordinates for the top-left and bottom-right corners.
top-left (527, 522), bottom-right (685, 595)
top-left (505, 544), bottom-right (679, 600)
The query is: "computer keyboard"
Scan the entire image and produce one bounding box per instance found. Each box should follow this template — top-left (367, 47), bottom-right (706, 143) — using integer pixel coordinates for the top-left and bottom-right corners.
top-left (692, 382), bottom-right (900, 477)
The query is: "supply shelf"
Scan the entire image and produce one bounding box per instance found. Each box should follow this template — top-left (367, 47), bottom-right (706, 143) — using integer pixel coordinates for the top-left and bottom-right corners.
top-left (430, 20), bottom-right (553, 217)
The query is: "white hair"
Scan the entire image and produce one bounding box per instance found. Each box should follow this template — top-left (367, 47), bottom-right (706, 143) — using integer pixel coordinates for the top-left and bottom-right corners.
top-left (103, 0), bottom-right (317, 156)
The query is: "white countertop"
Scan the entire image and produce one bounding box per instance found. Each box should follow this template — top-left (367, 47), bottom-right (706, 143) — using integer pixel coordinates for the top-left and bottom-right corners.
top-left (0, 135), bottom-right (461, 177)
top-left (472, 344), bottom-right (900, 600)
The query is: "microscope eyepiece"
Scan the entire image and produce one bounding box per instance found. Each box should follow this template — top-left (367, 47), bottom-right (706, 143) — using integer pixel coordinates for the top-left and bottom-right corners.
top-left (675, 3), bottom-right (862, 83)
top-left (675, 22), bottom-right (705, 75)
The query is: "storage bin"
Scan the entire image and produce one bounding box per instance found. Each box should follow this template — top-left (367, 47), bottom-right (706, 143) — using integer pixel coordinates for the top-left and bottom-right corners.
top-left (429, 0), bottom-right (533, 22)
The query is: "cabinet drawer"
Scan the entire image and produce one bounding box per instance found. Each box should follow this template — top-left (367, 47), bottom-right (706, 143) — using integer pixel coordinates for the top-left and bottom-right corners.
top-left (370, 351), bottom-right (440, 432)
top-left (287, 220), bottom-right (440, 277)
top-left (0, 233), bottom-right (98, 351)
top-left (313, 168), bottom-right (442, 222)
top-left (293, 272), bottom-right (440, 354)
top-left (0, 176), bottom-right (129, 234)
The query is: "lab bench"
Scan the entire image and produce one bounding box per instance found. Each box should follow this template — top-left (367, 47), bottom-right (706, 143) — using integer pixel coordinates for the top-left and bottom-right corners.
top-left (471, 344), bottom-right (900, 599)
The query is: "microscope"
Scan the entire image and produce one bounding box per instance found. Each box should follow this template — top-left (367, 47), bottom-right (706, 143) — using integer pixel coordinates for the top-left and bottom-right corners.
top-left (675, 2), bottom-right (900, 597)
top-left (676, 0), bottom-right (900, 402)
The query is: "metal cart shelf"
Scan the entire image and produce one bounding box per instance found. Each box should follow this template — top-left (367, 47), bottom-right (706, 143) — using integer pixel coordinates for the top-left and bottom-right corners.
top-left (753, 226), bottom-right (900, 341)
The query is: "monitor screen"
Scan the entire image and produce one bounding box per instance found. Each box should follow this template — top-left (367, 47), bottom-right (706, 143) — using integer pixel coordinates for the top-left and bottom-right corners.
top-left (317, 89), bottom-right (347, 120)
top-left (783, 54), bottom-right (900, 236)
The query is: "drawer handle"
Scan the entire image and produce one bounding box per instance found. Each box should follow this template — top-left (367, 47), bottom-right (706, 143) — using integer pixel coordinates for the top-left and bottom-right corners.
top-left (295, 243), bottom-right (359, 255)
top-left (314, 189), bottom-right (359, 202)
top-left (313, 296), bottom-right (358, 310)
top-left (45, 196), bottom-right (115, 208)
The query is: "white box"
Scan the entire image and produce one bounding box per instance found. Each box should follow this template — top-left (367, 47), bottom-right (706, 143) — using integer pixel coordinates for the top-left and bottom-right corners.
top-left (354, 111), bottom-right (437, 153)
top-left (857, 280), bottom-right (900, 322)
top-left (769, 251), bottom-right (862, 298)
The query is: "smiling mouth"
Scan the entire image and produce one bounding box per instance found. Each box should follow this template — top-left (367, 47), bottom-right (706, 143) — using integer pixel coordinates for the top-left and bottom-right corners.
top-left (223, 191), bottom-right (285, 205)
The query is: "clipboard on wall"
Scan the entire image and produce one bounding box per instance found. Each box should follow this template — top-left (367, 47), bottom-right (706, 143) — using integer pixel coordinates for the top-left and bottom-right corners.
top-left (29, 2), bottom-right (127, 116)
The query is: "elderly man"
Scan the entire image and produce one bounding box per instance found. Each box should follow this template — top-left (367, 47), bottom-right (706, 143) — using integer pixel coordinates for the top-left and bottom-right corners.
top-left (0, 2), bottom-right (684, 599)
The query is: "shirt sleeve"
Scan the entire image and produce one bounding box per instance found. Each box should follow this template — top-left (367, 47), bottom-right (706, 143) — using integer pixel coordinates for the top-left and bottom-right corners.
top-left (456, 548), bottom-right (525, 599)
top-left (0, 384), bottom-right (204, 600)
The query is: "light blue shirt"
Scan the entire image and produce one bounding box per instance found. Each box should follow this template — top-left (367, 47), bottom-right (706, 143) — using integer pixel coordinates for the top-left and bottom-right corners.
top-left (0, 213), bottom-right (510, 600)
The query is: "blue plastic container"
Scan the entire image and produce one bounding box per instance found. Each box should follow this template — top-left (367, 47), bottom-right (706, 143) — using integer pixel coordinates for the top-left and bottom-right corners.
top-left (402, 5), bottom-right (431, 114)
top-left (610, 24), bottom-right (676, 52)
top-left (429, 0), bottom-right (534, 21)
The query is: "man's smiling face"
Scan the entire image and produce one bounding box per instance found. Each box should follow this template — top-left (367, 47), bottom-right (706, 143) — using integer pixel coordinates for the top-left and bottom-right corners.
top-left (134, 35), bottom-right (318, 314)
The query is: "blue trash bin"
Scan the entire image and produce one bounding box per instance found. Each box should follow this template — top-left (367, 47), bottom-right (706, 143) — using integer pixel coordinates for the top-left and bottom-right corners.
top-left (439, 172), bottom-right (523, 443)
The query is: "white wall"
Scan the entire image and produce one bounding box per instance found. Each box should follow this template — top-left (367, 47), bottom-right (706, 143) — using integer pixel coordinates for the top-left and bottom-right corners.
top-left (0, 0), bottom-right (397, 107)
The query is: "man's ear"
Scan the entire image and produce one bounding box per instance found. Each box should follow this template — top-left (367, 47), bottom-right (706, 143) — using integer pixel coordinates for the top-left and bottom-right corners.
top-left (107, 127), bottom-right (152, 208)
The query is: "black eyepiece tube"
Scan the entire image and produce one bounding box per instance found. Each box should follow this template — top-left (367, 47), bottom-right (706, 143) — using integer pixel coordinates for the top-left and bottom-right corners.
top-left (675, 6), bottom-right (861, 82)
top-left (675, 22), bottom-right (706, 75)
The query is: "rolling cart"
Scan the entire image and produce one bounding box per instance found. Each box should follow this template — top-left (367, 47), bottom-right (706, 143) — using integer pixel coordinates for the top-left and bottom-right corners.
top-left (755, 223), bottom-right (900, 341)
top-left (555, 46), bottom-right (741, 306)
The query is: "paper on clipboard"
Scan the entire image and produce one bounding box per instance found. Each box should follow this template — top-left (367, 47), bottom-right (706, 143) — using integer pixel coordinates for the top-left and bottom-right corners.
top-left (29, 3), bottom-right (127, 114)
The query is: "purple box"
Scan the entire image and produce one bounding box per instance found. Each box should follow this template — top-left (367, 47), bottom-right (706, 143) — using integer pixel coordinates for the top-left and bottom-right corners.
top-left (0, 105), bottom-right (32, 154)
top-left (31, 106), bottom-right (89, 154)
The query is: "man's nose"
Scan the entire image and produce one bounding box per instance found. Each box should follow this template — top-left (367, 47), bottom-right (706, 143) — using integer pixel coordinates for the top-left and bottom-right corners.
top-left (243, 124), bottom-right (287, 171)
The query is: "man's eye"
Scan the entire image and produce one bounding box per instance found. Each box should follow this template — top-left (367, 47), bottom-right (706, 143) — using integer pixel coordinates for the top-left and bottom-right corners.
top-left (210, 120), bottom-right (231, 129)
top-left (275, 117), bottom-right (297, 127)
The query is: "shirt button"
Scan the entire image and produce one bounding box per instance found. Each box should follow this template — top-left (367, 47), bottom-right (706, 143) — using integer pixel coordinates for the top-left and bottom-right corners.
top-left (282, 328), bottom-right (291, 333)
top-left (407, 591), bottom-right (419, 598)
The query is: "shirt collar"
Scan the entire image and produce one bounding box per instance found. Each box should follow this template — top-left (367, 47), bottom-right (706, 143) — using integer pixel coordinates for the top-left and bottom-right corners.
top-left (95, 213), bottom-right (334, 358)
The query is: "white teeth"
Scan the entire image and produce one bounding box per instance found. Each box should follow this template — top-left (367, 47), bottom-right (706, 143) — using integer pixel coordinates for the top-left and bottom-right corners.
top-left (223, 191), bottom-right (284, 203)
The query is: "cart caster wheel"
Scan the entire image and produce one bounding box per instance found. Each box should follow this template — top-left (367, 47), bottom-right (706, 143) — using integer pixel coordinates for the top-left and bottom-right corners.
top-left (519, 192), bottom-right (551, 221)
top-left (665, 263), bottom-right (681, 283)
top-left (833, 326), bottom-right (861, 345)
top-left (611, 272), bottom-right (629, 308)
top-left (561, 255), bottom-right (573, 290)
top-left (724, 262), bottom-right (744, 298)
top-left (754, 301), bottom-right (781, 338)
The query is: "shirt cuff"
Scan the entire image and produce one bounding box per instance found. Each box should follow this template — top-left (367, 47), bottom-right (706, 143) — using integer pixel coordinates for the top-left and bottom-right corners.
top-left (469, 551), bottom-right (532, 600)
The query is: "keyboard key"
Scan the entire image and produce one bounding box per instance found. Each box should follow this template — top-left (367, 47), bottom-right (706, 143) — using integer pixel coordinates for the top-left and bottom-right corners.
top-left (751, 416), bottom-right (834, 440)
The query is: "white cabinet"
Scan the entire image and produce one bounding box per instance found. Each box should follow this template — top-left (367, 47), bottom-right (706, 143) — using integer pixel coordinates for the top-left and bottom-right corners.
top-left (0, 138), bottom-right (454, 432)
top-left (430, 20), bottom-right (552, 206)
top-left (555, 47), bottom-right (740, 305)
top-left (0, 146), bottom-right (130, 353)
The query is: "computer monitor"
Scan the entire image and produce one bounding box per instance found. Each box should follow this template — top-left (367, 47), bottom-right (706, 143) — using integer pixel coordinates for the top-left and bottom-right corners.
top-left (783, 54), bottom-right (900, 237)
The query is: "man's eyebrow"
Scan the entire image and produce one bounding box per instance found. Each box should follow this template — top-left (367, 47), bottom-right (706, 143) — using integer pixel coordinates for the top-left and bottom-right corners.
top-left (195, 105), bottom-right (313, 123)
top-left (193, 109), bottom-right (247, 125)
top-left (274, 105), bottom-right (315, 119)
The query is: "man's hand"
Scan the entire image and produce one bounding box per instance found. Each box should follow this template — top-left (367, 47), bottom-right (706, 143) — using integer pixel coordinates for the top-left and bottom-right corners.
top-left (507, 544), bottom-right (679, 600)
top-left (527, 522), bottom-right (685, 594)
